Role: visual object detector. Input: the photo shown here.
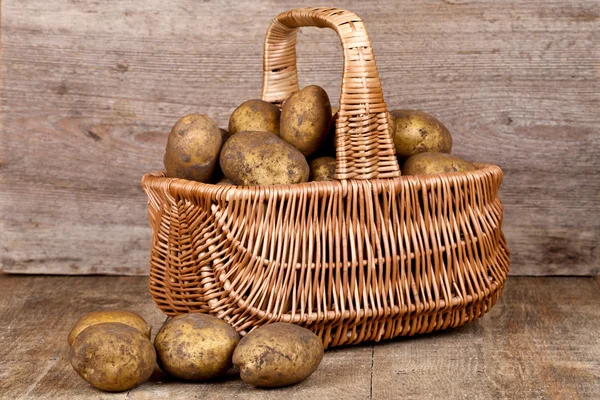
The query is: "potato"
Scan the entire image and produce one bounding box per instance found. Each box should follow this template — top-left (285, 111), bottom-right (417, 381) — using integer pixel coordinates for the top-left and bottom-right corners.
top-left (154, 313), bottom-right (240, 381)
top-left (229, 99), bottom-right (280, 136)
top-left (164, 114), bottom-right (222, 182)
top-left (67, 310), bottom-right (151, 346)
top-left (401, 152), bottom-right (476, 176)
top-left (281, 85), bottom-right (332, 157)
top-left (310, 157), bottom-right (336, 182)
top-left (70, 322), bottom-right (156, 392)
top-left (220, 131), bottom-right (309, 186)
top-left (390, 109), bottom-right (452, 158)
top-left (233, 322), bottom-right (324, 388)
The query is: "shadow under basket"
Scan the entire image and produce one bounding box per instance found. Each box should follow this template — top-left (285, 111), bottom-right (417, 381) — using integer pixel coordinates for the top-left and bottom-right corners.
top-left (141, 7), bottom-right (509, 348)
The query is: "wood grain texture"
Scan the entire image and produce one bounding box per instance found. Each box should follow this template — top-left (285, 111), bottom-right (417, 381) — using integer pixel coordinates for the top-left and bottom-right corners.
top-left (127, 346), bottom-right (373, 400)
top-left (1, 275), bottom-right (599, 399)
top-left (0, 0), bottom-right (598, 275)
top-left (372, 277), bottom-right (600, 399)
top-left (0, 275), bottom-right (167, 399)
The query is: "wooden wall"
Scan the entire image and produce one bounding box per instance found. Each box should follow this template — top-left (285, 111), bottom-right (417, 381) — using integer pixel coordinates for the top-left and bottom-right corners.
top-left (1, 0), bottom-right (598, 275)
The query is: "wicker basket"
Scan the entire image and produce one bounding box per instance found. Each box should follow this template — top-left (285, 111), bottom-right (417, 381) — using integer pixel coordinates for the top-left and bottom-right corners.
top-left (141, 7), bottom-right (509, 348)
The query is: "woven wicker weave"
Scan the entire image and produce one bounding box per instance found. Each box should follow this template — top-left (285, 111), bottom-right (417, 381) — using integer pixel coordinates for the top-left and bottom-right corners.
top-left (141, 7), bottom-right (509, 348)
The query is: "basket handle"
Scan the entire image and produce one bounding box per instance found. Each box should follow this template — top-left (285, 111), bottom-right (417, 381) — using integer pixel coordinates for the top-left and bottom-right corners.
top-left (262, 7), bottom-right (400, 180)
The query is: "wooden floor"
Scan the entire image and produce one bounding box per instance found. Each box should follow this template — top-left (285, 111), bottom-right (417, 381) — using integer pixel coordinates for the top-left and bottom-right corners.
top-left (1, 276), bottom-right (598, 399)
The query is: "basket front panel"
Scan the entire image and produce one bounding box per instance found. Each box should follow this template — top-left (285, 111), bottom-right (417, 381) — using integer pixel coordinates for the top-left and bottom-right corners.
top-left (143, 168), bottom-right (509, 347)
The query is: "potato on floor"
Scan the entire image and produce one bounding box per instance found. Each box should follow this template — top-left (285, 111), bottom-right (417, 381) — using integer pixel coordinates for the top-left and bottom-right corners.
top-left (154, 314), bottom-right (240, 381)
top-left (70, 322), bottom-right (156, 392)
top-left (233, 323), bottom-right (324, 388)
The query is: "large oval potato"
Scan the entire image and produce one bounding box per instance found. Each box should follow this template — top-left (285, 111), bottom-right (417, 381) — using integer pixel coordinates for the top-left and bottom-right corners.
top-left (233, 323), bottom-right (324, 388)
top-left (391, 109), bottom-right (452, 158)
top-left (154, 313), bottom-right (240, 381)
top-left (220, 131), bottom-right (309, 186)
top-left (229, 99), bottom-right (281, 136)
top-left (70, 322), bottom-right (156, 392)
top-left (68, 310), bottom-right (151, 346)
top-left (280, 85), bottom-right (331, 157)
top-left (164, 114), bottom-right (222, 182)
top-left (401, 152), bottom-right (476, 176)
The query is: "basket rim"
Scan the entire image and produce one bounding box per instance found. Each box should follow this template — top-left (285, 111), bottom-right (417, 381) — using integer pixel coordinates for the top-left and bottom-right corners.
top-left (141, 163), bottom-right (503, 199)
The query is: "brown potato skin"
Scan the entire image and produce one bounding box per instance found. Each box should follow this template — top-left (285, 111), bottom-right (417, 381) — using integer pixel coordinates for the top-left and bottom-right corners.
top-left (164, 114), bottom-right (222, 182)
top-left (401, 152), bottom-right (476, 176)
top-left (67, 310), bottom-right (151, 346)
top-left (70, 322), bottom-right (156, 392)
top-left (390, 109), bottom-right (452, 158)
top-left (220, 131), bottom-right (309, 186)
top-left (228, 99), bottom-right (281, 136)
top-left (281, 85), bottom-right (332, 157)
top-left (233, 322), bottom-right (324, 388)
top-left (309, 157), bottom-right (336, 182)
top-left (154, 313), bottom-right (240, 381)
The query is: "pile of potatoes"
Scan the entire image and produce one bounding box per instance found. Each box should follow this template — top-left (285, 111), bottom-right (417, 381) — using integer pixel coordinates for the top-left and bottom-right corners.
top-left (163, 85), bottom-right (476, 185)
top-left (68, 310), bottom-right (324, 392)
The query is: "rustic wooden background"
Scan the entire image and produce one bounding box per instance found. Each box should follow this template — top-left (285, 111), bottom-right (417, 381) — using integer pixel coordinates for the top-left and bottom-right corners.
top-left (1, 0), bottom-right (598, 276)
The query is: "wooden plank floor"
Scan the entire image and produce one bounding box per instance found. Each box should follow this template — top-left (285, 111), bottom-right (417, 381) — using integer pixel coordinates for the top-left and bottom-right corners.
top-left (1, 276), bottom-right (598, 399)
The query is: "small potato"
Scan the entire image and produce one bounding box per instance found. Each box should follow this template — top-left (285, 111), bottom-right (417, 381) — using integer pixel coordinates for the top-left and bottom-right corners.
top-left (68, 310), bottom-right (151, 346)
top-left (281, 85), bottom-right (332, 157)
top-left (164, 114), bottom-right (222, 182)
top-left (229, 99), bottom-right (281, 136)
top-left (220, 131), bottom-right (309, 186)
top-left (233, 322), bottom-right (324, 388)
top-left (310, 157), bottom-right (336, 182)
top-left (401, 152), bottom-right (476, 176)
top-left (391, 109), bottom-right (452, 158)
top-left (154, 313), bottom-right (240, 381)
top-left (70, 322), bottom-right (156, 392)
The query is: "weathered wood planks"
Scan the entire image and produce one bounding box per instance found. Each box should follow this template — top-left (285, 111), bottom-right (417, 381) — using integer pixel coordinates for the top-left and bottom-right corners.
top-left (1, 275), bottom-right (599, 398)
top-left (1, 1), bottom-right (598, 275)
